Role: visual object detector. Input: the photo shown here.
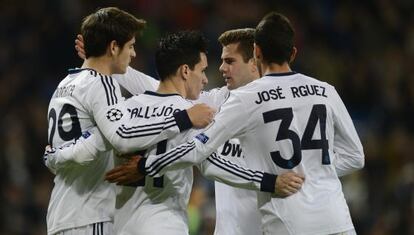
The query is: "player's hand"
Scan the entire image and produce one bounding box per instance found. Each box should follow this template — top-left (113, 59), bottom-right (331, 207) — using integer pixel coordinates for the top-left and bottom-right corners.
top-left (116, 152), bottom-right (136, 160)
top-left (187, 103), bottom-right (216, 129)
top-left (274, 172), bottom-right (305, 198)
top-left (43, 145), bottom-right (58, 174)
top-left (105, 155), bottom-right (144, 185)
top-left (75, 34), bottom-right (86, 60)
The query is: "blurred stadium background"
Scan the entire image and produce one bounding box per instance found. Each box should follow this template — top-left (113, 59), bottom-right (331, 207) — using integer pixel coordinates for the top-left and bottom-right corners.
top-left (0, 0), bottom-right (413, 234)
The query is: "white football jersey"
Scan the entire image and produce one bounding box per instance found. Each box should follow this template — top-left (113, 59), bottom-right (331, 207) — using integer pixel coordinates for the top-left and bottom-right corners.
top-left (143, 72), bottom-right (365, 235)
top-left (46, 68), bottom-right (123, 234)
top-left (201, 86), bottom-right (262, 235)
top-left (214, 139), bottom-right (262, 235)
top-left (104, 91), bottom-right (276, 234)
top-left (46, 67), bottom-right (161, 234)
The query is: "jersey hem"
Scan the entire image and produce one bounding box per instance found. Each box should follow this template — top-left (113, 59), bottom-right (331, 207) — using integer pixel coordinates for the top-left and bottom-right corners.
top-left (48, 217), bottom-right (112, 235)
top-left (289, 224), bottom-right (354, 235)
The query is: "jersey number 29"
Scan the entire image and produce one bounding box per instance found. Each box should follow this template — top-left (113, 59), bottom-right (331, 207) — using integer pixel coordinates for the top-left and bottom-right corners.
top-left (48, 104), bottom-right (81, 145)
top-left (263, 104), bottom-right (330, 169)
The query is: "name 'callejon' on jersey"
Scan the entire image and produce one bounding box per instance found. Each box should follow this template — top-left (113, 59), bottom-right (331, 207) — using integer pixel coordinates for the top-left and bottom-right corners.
top-left (128, 104), bottom-right (183, 119)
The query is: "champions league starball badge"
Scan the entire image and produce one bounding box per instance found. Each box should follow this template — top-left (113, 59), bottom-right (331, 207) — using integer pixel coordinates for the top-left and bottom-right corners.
top-left (106, 108), bottom-right (123, 122)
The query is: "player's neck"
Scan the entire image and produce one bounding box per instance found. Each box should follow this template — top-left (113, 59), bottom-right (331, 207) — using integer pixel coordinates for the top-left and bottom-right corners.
top-left (157, 77), bottom-right (186, 97)
top-left (262, 62), bottom-right (291, 76)
top-left (82, 57), bottom-right (113, 76)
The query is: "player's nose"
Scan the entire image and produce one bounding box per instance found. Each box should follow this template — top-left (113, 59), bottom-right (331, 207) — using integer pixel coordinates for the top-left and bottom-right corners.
top-left (203, 75), bottom-right (208, 86)
top-left (219, 62), bottom-right (227, 73)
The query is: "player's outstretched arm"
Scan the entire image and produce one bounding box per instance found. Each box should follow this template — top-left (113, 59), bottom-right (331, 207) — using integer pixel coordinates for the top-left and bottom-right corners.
top-left (198, 153), bottom-right (304, 197)
top-left (94, 102), bottom-right (215, 154)
top-left (43, 127), bottom-right (111, 174)
top-left (137, 94), bottom-right (250, 178)
top-left (196, 152), bottom-right (304, 197)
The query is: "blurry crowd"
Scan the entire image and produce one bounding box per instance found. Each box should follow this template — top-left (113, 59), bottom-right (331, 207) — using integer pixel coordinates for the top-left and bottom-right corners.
top-left (0, 0), bottom-right (413, 234)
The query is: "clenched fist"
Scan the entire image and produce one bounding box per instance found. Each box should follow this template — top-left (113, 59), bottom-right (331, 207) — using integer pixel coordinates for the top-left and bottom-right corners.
top-left (274, 172), bottom-right (305, 197)
top-left (187, 103), bottom-right (216, 129)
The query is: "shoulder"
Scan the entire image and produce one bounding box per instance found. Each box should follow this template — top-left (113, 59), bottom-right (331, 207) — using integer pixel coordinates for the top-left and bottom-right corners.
top-left (296, 73), bottom-right (335, 89)
top-left (56, 68), bottom-right (107, 92)
top-left (65, 68), bottom-right (117, 88)
top-left (113, 67), bottom-right (159, 93)
top-left (230, 79), bottom-right (262, 98)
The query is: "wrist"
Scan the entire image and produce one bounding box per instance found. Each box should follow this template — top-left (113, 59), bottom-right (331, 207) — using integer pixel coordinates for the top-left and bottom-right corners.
top-left (173, 110), bottom-right (193, 132)
top-left (261, 172), bottom-right (277, 193)
top-left (137, 157), bottom-right (148, 175)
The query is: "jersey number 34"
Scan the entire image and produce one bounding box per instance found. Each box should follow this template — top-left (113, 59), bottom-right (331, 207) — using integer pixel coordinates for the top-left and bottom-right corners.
top-left (263, 104), bottom-right (329, 169)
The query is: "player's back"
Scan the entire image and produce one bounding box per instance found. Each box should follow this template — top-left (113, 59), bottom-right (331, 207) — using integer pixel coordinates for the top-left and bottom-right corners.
top-left (232, 72), bottom-right (362, 234)
top-left (114, 91), bottom-right (196, 234)
top-left (46, 69), bottom-right (117, 234)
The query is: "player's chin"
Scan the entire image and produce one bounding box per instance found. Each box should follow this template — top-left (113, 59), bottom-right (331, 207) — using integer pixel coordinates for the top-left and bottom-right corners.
top-left (225, 79), bottom-right (233, 89)
top-left (226, 83), bottom-right (235, 90)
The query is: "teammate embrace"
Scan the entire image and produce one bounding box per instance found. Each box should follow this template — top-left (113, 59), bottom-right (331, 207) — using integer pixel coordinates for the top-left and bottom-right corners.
top-left (44, 7), bottom-right (364, 235)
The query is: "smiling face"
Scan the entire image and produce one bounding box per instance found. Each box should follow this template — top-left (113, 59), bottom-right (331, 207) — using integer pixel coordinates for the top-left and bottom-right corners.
top-left (185, 52), bottom-right (208, 100)
top-left (111, 37), bottom-right (136, 74)
top-left (219, 42), bottom-right (258, 90)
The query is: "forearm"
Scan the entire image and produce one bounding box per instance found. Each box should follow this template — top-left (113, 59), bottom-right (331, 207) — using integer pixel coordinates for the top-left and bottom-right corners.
top-left (138, 139), bottom-right (211, 177)
top-left (334, 149), bottom-right (365, 177)
top-left (199, 153), bottom-right (276, 193)
top-left (138, 108), bottom-right (242, 177)
top-left (44, 129), bottom-right (109, 172)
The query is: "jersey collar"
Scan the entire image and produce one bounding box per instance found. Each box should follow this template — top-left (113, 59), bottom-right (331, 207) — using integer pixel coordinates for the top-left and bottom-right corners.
top-left (265, 71), bottom-right (297, 77)
top-left (68, 68), bottom-right (98, 74)
top-left (144, 90), bottom-right (182, 97)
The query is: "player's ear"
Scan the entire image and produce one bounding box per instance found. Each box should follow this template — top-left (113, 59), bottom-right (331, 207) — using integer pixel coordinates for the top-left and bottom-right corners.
top-left (109, 40), bottom-right (119, 56)
top-left (254, 43), bottom-right (264, 77)
top-left (248, 57), bottom-right (258, 74)
top-left (254, 43), bottom-right (262, 61)
top-left (289, 46), bottom-right (297, 64)
top-left (179, 64), bottom-right (190, 81)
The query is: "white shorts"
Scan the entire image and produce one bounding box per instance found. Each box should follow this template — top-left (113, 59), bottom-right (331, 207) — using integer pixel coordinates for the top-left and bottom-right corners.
top-left (54, 222), bottom-right (113, 235)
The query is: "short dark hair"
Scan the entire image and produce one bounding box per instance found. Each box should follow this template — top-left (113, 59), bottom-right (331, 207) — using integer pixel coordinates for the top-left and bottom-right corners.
top-left (218, 28), bottom-right (255, 63)
top-left (255, 12), bottom-right (295, 65)
top-left (81, 7), bottom-right (146, 58)
top-left (155, 31), bottom-right (208, 81)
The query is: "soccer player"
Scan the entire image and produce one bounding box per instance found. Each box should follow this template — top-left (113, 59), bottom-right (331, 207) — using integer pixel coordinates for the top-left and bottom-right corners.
top-left (45, 8), bottom-right (213, 235)
top-left (213, 28), bottom-right (263, 235)
top-left (138, 12), bottom-right (365, 235)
